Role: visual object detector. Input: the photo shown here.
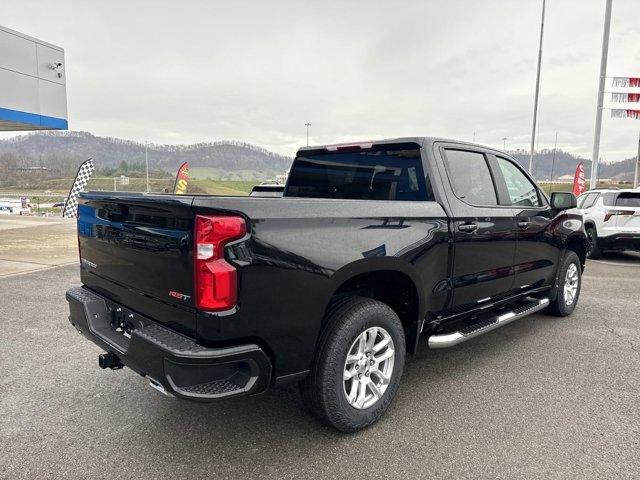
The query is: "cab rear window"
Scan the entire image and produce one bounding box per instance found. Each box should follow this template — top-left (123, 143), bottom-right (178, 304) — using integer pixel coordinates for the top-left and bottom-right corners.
top-left (285, 145), bottom-right (429, 201)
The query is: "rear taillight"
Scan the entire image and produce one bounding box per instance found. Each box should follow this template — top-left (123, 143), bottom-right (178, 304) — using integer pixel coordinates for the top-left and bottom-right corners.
top-left (194, 215), bottom-right (246, 311)
top-left (603, 210), bottom-right (633, 222)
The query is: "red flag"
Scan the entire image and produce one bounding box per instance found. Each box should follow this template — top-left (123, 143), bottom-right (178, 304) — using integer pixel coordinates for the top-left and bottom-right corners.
top-left (572, 162), bottom-right (586, 197)
top-left (612, 77), bottom-right (640, 87)
top-left (173, 162), bottom-right (189, 194)
top-left (611, 108), bottom-right (640, 119)
top-left (610, 93), bottom-right (640, 103)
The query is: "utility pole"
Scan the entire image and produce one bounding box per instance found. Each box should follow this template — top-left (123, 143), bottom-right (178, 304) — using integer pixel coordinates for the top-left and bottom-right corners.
top-left (305, 122), bottom-right (311, 146)
top-left (590, 0), bottom-right (613, 190)
top-left (550, 131), bottom-right (558, 184)
top-left (502, 137), bottom-right (508, 150)
top-left (529, 0), bottom-right (546, 175)
top-left (145, 141), bottom-right (150, 193)
top-left (473, 131), bottom-right (476, 143)
top-left (635, 131), bottom-right (640, 188)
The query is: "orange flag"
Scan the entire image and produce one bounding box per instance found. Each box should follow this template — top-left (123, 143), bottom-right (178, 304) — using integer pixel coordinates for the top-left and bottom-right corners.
top-left (173, 162), bottom-right (189, 194)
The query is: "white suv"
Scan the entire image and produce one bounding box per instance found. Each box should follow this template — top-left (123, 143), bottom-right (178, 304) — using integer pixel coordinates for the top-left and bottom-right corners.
top-left (576, 188), bottom-right (640, 258)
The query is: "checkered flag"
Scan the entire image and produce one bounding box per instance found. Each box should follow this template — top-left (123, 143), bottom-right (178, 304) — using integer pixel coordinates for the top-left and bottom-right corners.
top-left (62, 158), bottom-right (94, 218)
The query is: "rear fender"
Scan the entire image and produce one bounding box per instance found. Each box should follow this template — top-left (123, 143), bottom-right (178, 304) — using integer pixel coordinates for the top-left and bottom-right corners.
top-left (326, 257), bottom-right (425, 318)
top-left (324, 257), bottom-right (426, 354)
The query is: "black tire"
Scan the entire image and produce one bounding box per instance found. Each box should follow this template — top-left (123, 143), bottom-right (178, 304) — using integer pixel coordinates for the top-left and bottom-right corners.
top-left (586, 226), bottom-right (602, 259)
top-left (299, 296), bottom-right (406, 433)
top-left (547, 251), bottom-right (582, 317)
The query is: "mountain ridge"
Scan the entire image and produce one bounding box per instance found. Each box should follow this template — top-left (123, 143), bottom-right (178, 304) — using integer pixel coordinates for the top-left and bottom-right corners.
top-left (0, 131), bottom-right (292, 180)
top-left (0, 131), bottom-right (636, 182)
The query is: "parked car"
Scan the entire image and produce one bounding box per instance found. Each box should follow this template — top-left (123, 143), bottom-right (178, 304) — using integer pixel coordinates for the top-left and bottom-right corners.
top-left (66, 137), bottom-right (586, 432)
top-left (576, 188), bottom-right (640, 258)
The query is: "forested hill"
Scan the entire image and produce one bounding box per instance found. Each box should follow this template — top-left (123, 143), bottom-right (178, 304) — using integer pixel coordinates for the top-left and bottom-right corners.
top-left (0, 131), bottom-right (292, 179)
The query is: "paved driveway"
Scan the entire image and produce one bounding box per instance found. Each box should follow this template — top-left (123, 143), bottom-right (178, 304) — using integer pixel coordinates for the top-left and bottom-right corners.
top-left (1, 255), bottom-right (639, 479)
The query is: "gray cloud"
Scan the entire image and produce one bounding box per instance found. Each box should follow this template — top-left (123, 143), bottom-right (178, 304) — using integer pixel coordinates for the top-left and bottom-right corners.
top-left (2, 0), bottom-right (640, 162)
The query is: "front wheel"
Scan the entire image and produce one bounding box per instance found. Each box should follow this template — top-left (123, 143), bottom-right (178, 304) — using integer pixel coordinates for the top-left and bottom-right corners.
top-left (299, 297), bottom-right (406, 432)
top-left (547, 250), bottom-right (582, 317)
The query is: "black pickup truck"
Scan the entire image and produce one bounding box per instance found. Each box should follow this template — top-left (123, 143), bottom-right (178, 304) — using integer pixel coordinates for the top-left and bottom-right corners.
top-left (67, 137), bottom-right (586, 432)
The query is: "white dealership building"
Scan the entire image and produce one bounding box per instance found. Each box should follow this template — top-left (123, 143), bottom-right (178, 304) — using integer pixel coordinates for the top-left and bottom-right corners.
top-left (0, 24), bottom-right (67, 131)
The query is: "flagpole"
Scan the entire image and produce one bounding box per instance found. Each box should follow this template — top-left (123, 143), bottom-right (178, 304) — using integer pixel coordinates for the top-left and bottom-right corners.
top-left (529, 0), bottom-right (546, 176)
top-left (590, 0), bottom-right (613, 190)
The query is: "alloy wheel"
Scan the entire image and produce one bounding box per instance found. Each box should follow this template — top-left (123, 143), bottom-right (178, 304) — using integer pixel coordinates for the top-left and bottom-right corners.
top-left (564, 263), bottom-right (579, 306)
top-left (343, 327), bottom-right (395, 410)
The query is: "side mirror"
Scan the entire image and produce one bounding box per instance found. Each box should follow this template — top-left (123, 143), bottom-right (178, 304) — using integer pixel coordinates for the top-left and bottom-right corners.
top-left (550, 191), bottom-right (577, 210)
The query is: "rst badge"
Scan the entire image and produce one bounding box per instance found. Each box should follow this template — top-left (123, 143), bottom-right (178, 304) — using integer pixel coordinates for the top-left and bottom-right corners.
top-left (168, 290), bottom-right (191, 301)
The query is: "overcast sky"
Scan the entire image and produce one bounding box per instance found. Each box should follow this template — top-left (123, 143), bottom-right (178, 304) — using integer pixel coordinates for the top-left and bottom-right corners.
top-left (3, 0), bottom-right (640, 161)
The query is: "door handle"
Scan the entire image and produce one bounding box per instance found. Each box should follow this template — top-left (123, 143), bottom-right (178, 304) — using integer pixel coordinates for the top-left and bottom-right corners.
top-left (458, 222), bottom-right (478, 233)
top-left (517, 221), bottom-right (530, 230)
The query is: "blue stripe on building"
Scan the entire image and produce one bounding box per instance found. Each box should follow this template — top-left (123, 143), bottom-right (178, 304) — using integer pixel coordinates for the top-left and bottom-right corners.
top-left (0, 107), bottom-right (68, 130)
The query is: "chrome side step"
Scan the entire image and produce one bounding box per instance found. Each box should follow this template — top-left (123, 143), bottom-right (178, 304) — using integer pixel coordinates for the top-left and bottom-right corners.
top-left (427, 297), bottom-right (550, 349)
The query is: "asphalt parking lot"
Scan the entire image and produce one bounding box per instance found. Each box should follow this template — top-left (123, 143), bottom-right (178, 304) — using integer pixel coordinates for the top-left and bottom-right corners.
top-left (1, 254), bottom-right (639, 479)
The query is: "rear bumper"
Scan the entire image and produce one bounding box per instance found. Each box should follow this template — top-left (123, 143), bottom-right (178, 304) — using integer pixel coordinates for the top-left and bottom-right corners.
top-left (66, 286), bottom-right (271, 401)
top-left (598, 233), bottom-right (640, 252)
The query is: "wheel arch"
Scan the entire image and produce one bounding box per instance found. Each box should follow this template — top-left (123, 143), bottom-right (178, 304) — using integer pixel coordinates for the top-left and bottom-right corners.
top-left (565, 233), bottom-right (587, 267)
top-left (322, 258), bottom-right (426, 352)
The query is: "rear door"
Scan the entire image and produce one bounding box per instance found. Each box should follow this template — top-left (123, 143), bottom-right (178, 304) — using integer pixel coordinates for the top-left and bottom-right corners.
top-left (613, 192), bottom-right (640, 233)
top-left (437, 146), bottom-right (517, 308)
top-left (492, 156), bottom-right (558, 290)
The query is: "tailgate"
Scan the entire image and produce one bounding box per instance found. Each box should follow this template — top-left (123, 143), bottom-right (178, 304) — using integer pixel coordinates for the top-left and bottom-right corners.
top-left (613, 192), bottom-right (640, 233)
top-left (615, 208), bottom-right (640, 232)
top-left (77, 192), bottom-right (197, 332)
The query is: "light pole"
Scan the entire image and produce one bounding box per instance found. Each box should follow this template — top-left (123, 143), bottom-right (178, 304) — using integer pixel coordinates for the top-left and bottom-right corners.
top-left (529, 0), bottom-right (546, 175)
top-left (145, 141), bottom-right (150, 193)
top-left (305, 122), bottom-right (311, 146)
top-left (502, 137), bottom-right (508, 150)
top-left (590, 0), bottom-right (613, 190)
top-left (550, 131), bottom-right (558, 184)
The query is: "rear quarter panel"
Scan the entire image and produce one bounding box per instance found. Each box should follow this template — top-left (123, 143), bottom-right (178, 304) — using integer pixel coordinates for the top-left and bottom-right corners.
top-left (191, 197), bottom-right (450, 378)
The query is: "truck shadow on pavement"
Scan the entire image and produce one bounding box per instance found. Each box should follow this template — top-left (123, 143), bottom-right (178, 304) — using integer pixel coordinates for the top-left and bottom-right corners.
top-left (131, 311), bottom-right (561, 445)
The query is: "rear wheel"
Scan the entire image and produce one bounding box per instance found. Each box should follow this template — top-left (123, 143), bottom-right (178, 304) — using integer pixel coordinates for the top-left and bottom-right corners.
top-left (547, 251), bottom-right (582, 317)
top-left (586, 226), bottom-right (602, 259)
top-left (299, 297), bottom-right (405, 432)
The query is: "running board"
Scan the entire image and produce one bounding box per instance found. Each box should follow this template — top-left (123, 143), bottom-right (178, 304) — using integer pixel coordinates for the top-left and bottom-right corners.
top-left (427, 297), bottom-right (550, 349)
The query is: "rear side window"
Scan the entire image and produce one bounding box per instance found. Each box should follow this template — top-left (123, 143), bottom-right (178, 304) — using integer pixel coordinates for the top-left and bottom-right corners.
top-left (602, 192), bottom-right (617, 206)
top-left (615, 192), bottom-right (640, 207)
top-left (496, 157), bottom-right (541, 207)
top-left (442, 149), bottom-right (497, 206)
top-left (285, 145), bottom-right (428, 201)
